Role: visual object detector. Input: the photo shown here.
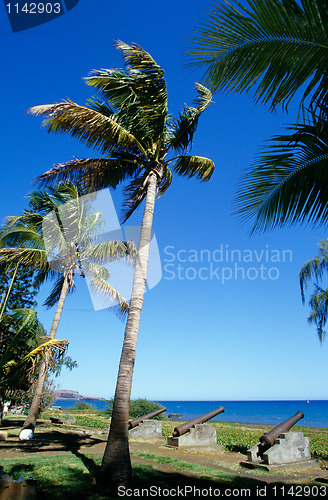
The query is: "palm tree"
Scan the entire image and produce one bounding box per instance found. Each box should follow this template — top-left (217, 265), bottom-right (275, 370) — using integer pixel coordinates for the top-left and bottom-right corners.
top-left (186, 0), bottom-right (328, 231)
top-left (0, 310), bottom-right (69, 396)
top-left (0, 182), bottom-right (133, 432)
top-left (0, 273), bottom-right (68, 424)
top-left (27, 41), bottom-right (214, 484)
top-left (300, 238), bottom-right (328, 343)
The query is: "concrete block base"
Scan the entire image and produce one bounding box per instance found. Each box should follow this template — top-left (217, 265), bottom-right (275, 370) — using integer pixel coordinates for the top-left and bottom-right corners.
top-left (167, 423), bottom-right (223, 451)
top-left (129, 420), bottom-right (164, 440)
top-left (242, 432), bottom-right (317, 471)
top-left (0, 468), bottom-right (37, 499)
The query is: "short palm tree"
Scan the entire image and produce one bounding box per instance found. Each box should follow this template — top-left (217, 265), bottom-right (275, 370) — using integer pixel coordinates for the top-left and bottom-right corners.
top-left (0, 312), bottom-right (68, 424)
top-left (300, 238), bottom-right (328, 343)
top-left (0, 182), bottom-right (133, 432)
top-left (0, 269), bottom-right (68, 423)
top-left (28, 41), bottom-right (214, 484)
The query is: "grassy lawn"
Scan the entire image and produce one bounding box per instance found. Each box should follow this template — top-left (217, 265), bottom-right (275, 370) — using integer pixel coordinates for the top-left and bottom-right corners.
top-left (1, 412), bottom-right (327, 498)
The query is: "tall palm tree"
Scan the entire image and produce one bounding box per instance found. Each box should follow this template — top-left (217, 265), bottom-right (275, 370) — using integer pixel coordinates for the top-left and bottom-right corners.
top-left (27, 41), bottom-right (214, 484)
top-left (0, 182), bottom-right (133, 432)
top-left (186, 0), bottom-right (328, 231)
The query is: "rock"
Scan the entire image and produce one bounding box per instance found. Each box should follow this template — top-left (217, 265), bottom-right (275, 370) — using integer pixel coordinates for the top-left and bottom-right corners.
top-left (66, 417), bottom-right (76, 424)
top-left (168, 413), bottom-right (182, 419)
top-left (50, 416), bottom-right (64, 424)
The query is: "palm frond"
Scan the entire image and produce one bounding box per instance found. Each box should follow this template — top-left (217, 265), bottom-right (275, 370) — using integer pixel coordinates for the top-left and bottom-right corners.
top-left (111, 41), bottom-right (168, 144)
top-left (85, 70), bottom-right (137, 111)
top-left (28, 100), bottom-right (145, 156)
top-left (0, 308), bottom-right (40, 367)
top-left (307, 285), bottom-right (328, 343)
top-left (167, 83), bottom-right (213, 153)
top-left (173, 155), bottom-right (215, 182)
top-left (87, 272), bottom-right (129, 318)
top-left (121, 176), bottom-right (148, 223)
top-left (187, 0), bottom-right (328, 111)
top-left (1, 339), bottom-right (69, 382)
top-left (0, 224), bottom-right (45, 249)
top-left (234, 113), bottom-right (328, 231)
top-left (300, 239), bottom-right (328, 302)
top-left (83, 240), bottom-right (137, 265)
top-left (157, 166), bottom-right (172, 198)
top-left (0, 248), bottom-right (49, 271)
top-left (43, 274), bottom-right (75, 309)
top-left (35, 155), bottom-right (141, 191)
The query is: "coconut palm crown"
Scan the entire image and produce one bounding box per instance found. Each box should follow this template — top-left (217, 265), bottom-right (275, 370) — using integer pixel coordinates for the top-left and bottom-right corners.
top-left (31, 41), bottom-right (214, 217)
top-left (0, 182), bottom-right (133, 312)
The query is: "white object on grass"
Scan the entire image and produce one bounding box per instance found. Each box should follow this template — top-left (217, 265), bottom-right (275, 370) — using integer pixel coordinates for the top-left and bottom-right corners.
top-left (19, 429), bottom-right (33, 440)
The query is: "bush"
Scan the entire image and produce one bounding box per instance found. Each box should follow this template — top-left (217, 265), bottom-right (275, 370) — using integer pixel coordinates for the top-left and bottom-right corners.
top-left (71, 402), bottom-right (93, 411)
top-left (129, 399), bottom-right (165, 419)
top-left (104, 397), bottom-right (166, 420)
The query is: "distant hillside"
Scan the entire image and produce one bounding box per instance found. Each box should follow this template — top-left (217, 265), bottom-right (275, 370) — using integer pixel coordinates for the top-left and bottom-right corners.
top-left (55, 389), bottom-right (106, 401)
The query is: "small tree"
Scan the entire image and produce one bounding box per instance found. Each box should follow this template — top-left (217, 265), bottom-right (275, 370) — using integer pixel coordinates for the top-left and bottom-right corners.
top-left (105, 397), bottom-right (165, 419)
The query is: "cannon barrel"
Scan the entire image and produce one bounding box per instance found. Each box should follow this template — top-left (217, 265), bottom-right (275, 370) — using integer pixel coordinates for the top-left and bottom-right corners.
top-left (172, 406), bottom-right (225, 437)
top-left (128, 407), bottom-right (167, 430)
top-left (259, 411), bottom-right (304, 449)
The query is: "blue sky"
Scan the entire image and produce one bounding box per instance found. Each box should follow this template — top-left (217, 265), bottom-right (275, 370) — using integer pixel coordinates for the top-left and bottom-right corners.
top-left (1, 0), bottom-right (327, 402)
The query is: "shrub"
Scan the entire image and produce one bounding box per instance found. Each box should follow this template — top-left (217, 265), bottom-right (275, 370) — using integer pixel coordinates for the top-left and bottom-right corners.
top-left (129, 399), bottom-right (165, 419)
top-left (104, 397), bottom-right (166, 419)
top-left (71, 402), bottom-right (93, 411)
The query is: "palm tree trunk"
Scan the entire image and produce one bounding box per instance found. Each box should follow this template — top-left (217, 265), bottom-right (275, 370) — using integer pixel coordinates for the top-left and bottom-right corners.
top-left (0, 397), bottom-right (3, 426)
top-left (21, 273), bottom-right (70, 432)
top-left (100, 172), bottom-right (157, 486)
top-left (0, 263), bottom-right (19, 326)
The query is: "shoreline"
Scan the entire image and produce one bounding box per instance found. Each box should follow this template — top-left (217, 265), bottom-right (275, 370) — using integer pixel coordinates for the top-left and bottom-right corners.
top-left (53, 398), bottom-right (328, 428)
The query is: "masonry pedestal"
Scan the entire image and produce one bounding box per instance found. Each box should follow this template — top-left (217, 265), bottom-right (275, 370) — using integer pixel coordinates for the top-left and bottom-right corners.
top-left (167, 423), bottom-right (224, 451)
top-left (241, 432), bottom-right (319, 471)
top-left (129, 420), bottom-right (164, 440)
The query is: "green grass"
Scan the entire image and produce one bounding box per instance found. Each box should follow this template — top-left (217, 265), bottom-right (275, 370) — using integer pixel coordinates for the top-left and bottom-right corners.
top-left (0, 455), bottom-right (105, 499)
top-left (132, 451), bottom-right (236, 479)
top-left (1, 415), bottom-right (328, 499)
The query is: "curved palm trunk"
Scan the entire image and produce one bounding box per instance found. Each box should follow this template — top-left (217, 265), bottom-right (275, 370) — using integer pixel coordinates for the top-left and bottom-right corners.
top-left (0, 398), bottom-right (3, 426)
top-left (21, 273), bottom-right (70, 432)
top-left (100, 172), bottom-right (157, 486)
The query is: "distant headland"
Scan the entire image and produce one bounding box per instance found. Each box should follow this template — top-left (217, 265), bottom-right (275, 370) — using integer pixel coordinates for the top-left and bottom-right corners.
top-left (55, 389), bottom-right (106, 402)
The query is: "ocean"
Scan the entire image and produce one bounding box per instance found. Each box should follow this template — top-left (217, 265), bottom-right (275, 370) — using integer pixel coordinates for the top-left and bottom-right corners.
top-left (54, 399), bottom-right (328, 428)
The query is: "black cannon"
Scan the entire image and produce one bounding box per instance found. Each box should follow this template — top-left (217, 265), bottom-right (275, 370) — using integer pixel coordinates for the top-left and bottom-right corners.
top-left (128, 407), bottom-right (167, 430)
top-left (258, 411), bottom-right (304, 456)
top-left (172, 406), bottom-right (225, 437)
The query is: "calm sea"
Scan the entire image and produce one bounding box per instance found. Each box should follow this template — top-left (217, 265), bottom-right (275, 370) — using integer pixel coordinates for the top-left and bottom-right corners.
top-left (54, 399), bottom-right (328, 428)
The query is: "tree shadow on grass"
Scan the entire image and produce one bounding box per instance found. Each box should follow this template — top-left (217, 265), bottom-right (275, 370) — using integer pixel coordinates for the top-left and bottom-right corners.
top-left (2, 455), bottom-right (326, 499)
top-left (3, 429), bottom-right (105, 455)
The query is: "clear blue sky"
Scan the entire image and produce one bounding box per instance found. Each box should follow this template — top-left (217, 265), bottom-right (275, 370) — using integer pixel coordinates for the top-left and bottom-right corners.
top-left (1, 0), bottom-right (327, 401)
